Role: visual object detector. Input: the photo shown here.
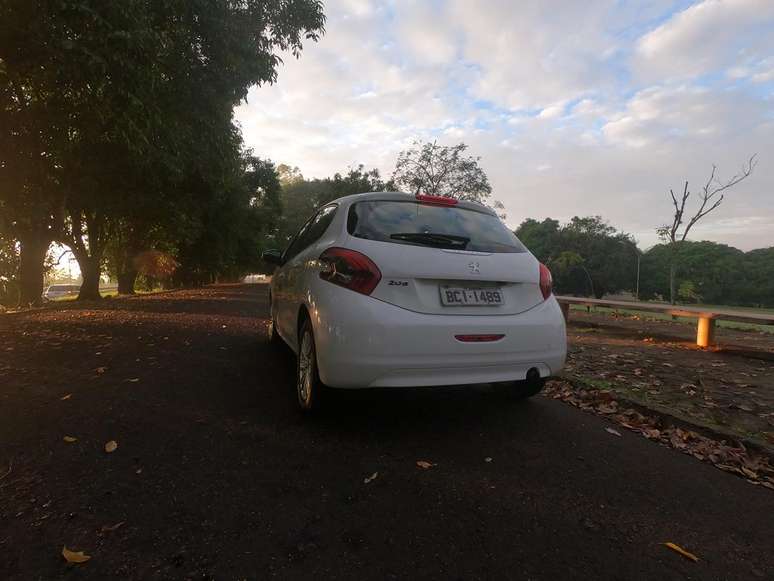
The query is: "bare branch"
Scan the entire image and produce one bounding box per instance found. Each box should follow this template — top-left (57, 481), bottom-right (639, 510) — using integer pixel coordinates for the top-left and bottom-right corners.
top-left (680, 154), bottom-right (756, 241)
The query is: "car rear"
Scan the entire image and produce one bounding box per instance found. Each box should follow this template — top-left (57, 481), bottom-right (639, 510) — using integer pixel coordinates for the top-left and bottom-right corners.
top-left (310, 193), bottom-right (566, 388)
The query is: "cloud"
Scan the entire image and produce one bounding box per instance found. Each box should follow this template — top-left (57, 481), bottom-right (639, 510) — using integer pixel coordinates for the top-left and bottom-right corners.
top-left (635, 0), bottom-right (774, 81)
top-left (236, 0), bottom-right (774, 250)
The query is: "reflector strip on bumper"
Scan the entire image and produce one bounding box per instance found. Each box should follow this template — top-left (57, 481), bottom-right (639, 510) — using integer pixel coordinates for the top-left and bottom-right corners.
top-left (454, 334), bottom-right (505, 343)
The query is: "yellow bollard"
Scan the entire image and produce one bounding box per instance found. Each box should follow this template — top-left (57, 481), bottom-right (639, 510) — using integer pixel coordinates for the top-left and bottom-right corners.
top-left (696, 317), bottom-right (716, 347)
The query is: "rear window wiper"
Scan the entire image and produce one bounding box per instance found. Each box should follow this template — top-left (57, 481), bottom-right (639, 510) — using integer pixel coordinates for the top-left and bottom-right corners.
top-left (389, 232), bottom-right (470, 249)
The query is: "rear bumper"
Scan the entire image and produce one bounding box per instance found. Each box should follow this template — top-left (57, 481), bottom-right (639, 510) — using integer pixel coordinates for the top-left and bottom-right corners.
top-left (310, 285), bottom-right (567, 388)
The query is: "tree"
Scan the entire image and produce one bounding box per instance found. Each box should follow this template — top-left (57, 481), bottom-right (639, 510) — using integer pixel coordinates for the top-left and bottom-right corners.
top-left (275, 164), bottom-right (389, 245)
top-left (174, 153), bottom-right (282, 285)
top-left (515, 216), bottom-right (637, 298)
top-left (639, 241), bottom-right (748, 305)
top-left (514, 218), bottom-right (561, 263)
top-left (678, 280), bottom-right (702, 303)
top-left (0, 0), bottom-right (326, 302)
top-left (0, 222), bottom-right (20, 307)
top-left (742, 248), bottom-right (774, 307)
top-left (657, 156), bottom-right (757, 304)
top-left (391, 140), bottom-right (492, 203)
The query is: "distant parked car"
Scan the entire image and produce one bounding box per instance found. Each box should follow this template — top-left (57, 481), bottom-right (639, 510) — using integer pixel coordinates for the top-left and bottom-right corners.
top-left (262, 192), bottom-right (567, 412)
top-left (43, 284), bottom-right (81, 301)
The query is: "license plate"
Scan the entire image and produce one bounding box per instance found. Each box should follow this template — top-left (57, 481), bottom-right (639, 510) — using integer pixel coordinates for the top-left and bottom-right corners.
top-left (440, 286), bottom-right (504, 306)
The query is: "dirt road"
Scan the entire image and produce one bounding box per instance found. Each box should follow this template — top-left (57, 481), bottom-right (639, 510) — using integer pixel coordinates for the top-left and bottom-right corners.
top-left (1, 284), bottom-right (772, 580)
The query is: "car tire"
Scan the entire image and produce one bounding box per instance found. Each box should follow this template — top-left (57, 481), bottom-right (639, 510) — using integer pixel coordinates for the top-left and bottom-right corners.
top-left (296, 318), bottom-right (326, 412)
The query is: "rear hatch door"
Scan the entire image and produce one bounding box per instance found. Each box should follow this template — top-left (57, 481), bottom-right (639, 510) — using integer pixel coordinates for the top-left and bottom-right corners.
top-left (344, 198), bottom-right (544, 315)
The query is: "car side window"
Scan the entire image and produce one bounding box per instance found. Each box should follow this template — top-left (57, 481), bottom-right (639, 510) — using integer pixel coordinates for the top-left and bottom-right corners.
top-left (283, 204), bottom-right (338, 262)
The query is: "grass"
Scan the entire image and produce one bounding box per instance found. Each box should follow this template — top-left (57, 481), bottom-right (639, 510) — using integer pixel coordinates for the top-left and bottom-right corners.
top-left (51, 290), bottom-right (118, 301)
top-left (50, 287), bottom-right (165, 302)
top-left (571, 304), bottom-right (774, 334)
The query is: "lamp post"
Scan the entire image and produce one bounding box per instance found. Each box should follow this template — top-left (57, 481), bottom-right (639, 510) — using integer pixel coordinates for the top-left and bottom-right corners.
top-left (620, 241), bottom-right (641, 301)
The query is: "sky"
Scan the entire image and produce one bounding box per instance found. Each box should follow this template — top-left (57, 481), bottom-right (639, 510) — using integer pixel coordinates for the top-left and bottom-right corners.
top-left (235, 0), bottom-right (774, 251)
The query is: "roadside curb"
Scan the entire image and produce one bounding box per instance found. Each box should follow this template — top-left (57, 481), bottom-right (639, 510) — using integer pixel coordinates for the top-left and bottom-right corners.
top-left (544, 377), bottom-right (774, 490)
top-left (553, 375), bottom-right (774, 461)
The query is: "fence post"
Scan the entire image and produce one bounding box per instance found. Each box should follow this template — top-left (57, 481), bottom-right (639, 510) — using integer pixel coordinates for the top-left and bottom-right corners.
top-left (696, 317), bottom-right (716, 347)
top-left (560, 302), bottom-right (570, 323)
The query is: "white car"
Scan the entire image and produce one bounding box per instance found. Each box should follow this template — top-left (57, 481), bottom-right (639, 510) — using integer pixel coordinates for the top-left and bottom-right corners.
top-left (263, 192), bottom-right (566, 411)
top-left (43, 284), bottom-right (81, 301)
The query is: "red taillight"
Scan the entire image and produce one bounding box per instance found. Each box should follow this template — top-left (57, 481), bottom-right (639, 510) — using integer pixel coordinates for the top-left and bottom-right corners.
top-left (415, 194), bottom-right (458, 206)
top-left (319, 247), bottom-right (382, 295)
top-left (539, 262), bottom-right (553, 300)
top-left (454, 334), bottom-right (505, 343)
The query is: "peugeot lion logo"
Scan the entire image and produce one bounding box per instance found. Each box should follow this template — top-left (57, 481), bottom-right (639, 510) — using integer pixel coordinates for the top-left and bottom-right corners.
top-left (468, 262), bottom-right (480, 274)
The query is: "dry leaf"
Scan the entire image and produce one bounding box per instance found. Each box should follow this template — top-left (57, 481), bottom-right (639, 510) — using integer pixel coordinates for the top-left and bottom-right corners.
top-left (62, 546), bottom-right (91, 564)
top-left (363, 472), bottom-right (379, 484)
top-left (416, 460), bottom-right (435, 469)
top-left (126, 378), bottom-right (139, 383)
top-left (100, 521), bottom-right (125, 534)
top-left (104, 440), bottom-right (118, 453)
top-left (63, 436), bottom-right (78, 443)
top-left (484, 457), bottom-right (493, 463)
top-left (60, 394), bottom-right (72, 401)
top-left (95, 367), bottom-right (107, 374)
top-left (664, 542), bottom-right (699, 562)
top-left (605, 427), bottom-right (622, 437)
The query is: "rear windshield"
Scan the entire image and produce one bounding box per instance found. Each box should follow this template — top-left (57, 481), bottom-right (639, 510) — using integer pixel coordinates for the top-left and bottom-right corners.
top-left (347, 200), bottom-right (527, 253)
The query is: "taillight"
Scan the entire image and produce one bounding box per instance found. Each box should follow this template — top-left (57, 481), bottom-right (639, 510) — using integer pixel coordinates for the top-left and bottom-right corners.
top-left (319, 247), bottom-right (382, 295)
top-left (415, 194), bottom-right (458, 206)
top-left (539, 263), bottom-right (552, 300)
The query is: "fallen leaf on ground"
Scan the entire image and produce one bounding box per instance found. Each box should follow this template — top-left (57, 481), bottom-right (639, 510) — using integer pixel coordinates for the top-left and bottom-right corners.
top-left (95, 367), bottom-right (107, 374)
top-left (605, 427), bottom-right (622, 437)
top-left (484, 457), bottom-right (493, 463)
top-left (62, 547), bottom-right (91, 564)
top-left (416, 460), bottom-right (435, 469)
top-left (60, 394), bottom-right (72, 401)
top-left (664, 542), bottom-right (699, 562)
top-left (104, 440), bottom-right (118, 453)
top-left (100, 521), bottom-right (125, 533)
top-left (126, 378), bottom-right (139, 383)
top-left (363, 472), bottom-right (379, 484)
top-left (63, 436), bottom-right (77, 443)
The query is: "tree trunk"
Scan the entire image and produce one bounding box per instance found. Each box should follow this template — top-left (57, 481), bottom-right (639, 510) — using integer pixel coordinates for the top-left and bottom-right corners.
top-left (18, 232), bottom-right (50, 306)
top-left (117, 269), bottom-right (138, 295)
top-left (77, 257), bottom-right (102, 300)
top-left (669, 262), bottom-right (677, 305)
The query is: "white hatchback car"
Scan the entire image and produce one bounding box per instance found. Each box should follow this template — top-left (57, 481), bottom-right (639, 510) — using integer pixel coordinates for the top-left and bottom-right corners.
top-left (263, 192), bottom-right (566, 411)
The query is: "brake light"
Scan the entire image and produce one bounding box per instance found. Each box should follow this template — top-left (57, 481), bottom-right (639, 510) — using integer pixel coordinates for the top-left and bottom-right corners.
top-left (539, 262), bottom-right (553, 300)
top-left (415, 194), bottom-right (458, 206)
top-left (319, 247), bottom-right (382, 295)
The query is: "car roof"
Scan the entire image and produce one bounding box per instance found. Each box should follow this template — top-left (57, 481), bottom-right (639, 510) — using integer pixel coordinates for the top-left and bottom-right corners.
top-left (327, 191), bottom-right (498, 216)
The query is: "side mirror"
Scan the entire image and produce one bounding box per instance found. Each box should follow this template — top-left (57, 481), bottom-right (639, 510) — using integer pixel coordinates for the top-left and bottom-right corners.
top-left (262, 249), bottom-right (283, 266)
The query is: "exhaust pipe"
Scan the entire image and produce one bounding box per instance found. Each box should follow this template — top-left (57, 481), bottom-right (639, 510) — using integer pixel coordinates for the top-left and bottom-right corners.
top-left (526, 367), bottom-right (541, 383)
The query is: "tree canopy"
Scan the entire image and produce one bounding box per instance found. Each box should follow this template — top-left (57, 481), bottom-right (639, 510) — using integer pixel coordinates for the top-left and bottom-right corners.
top-left (273, 164), bottom-right (390, 246)
top-left (516, 216), bottom-right (774, 307)
top-left (639, 241), bottom-right (773, 307)
top-left (391, 140), bottom-right (491, 203)
top-left (0, 0), bottom-right (325, 301)
top-left (516, 216), bottom-right (638, 298)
